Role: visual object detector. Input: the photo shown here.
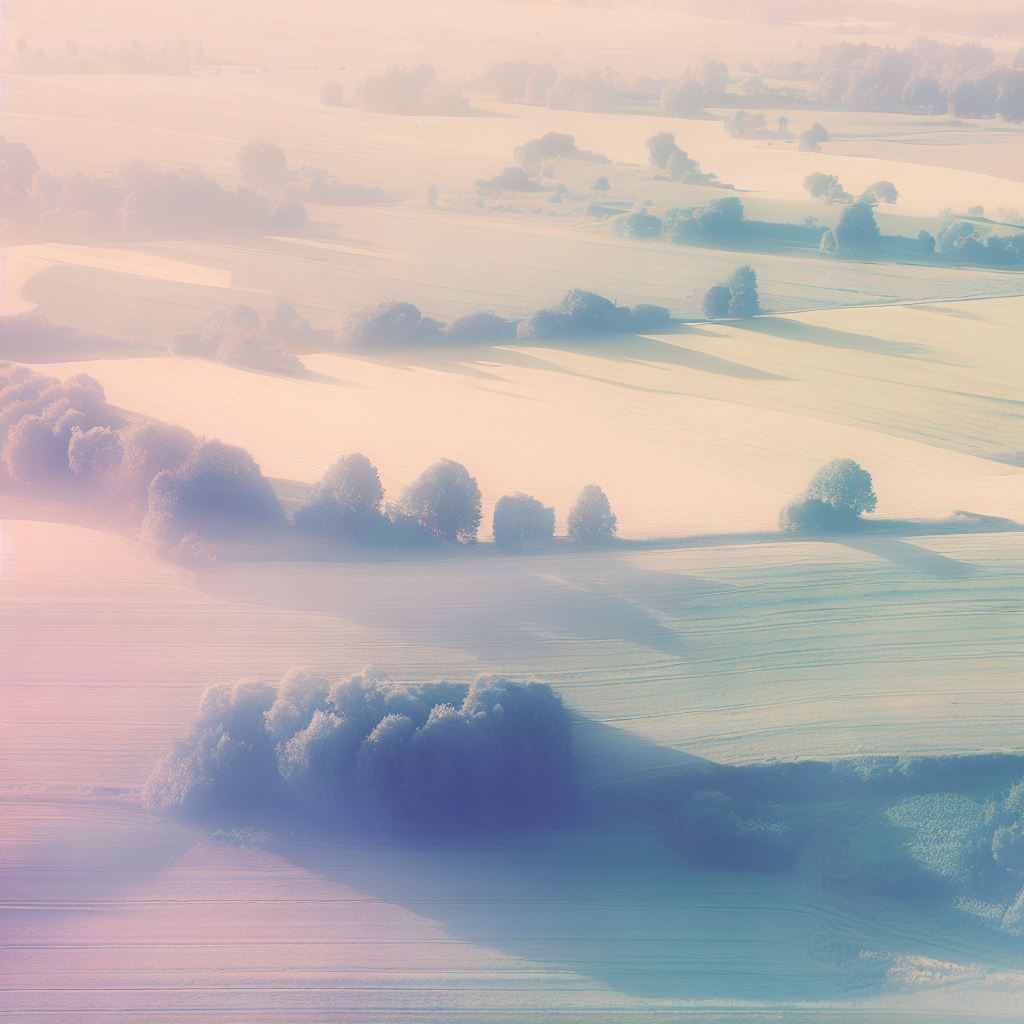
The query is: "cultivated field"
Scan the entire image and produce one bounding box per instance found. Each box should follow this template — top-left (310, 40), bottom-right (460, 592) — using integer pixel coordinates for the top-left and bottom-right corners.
top-left (3, 1), bottom-right (1024, 1020)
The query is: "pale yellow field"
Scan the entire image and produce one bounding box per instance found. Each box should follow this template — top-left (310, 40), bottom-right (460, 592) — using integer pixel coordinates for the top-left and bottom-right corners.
top-left (41, 295), bottom-right (1024, 538)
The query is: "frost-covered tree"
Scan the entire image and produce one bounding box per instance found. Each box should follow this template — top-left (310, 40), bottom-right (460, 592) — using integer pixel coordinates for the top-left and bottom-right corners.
top-left (403, 458), bottom-right (482, 543)
top-left (492, 493), bottom-right (555, 548)
top-left (567, 484), bottom-right (617, 542)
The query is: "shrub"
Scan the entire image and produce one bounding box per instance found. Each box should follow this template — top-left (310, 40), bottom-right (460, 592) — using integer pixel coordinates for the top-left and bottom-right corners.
top-left (778, 497), bottom-right (843, 534)
top-left (143, 439), bottom-right (285, 547)
top-left (402, 458), bottom-right (482, 543)
top-left (835, 202), bottom-right (880, 253)
top-left (703, 284), bottom-right (732, 319)
top-left (567, 484), bottom-right (617, 542)
top-left (805, 457), bottom-right (877, 518)
top-left (492, 493), bottom-right (555, 548)
top-left (294, 453), bottom-right (387, 540)
top-left (145, 668), bottom-right (574, 831)
top-left (342, 301), bottom-right (444, 348)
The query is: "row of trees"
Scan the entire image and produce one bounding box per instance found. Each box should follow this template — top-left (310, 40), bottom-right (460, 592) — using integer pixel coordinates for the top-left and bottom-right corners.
top-left (0, 365), bottom-right (618, 555)
top-left (296, 452), bottom-right (617, 548)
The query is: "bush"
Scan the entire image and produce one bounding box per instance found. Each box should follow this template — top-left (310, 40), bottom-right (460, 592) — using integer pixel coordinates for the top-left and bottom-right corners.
top-left (342, 301), bottom-right (444, 348)
top-left (492, 493), bottom-right (555, 548)
top-left (611, 210), bottom-right (662, 239)
top-left (145, 668), bottom-right (574, 832)
top-left (805, 457), bottom-right (877, 517)
top-left (567, 484), bottom-right (617, 542)
top-left (444, 312), bottom-right (517, 343)
top-left (778, 497), bottom-right (843, 534)
top-left (294, 453), bottom-right (387, 540)
top-left (835, 202), bottom-right (881, 253)
top-left (144, 439), bottom-right (285, 547)
top-left (703, 284), bottom-right (732, 319)
top-left (517, 289), bottom-right (671, 340)
top-left (402, 458), bottom-right (482, 543)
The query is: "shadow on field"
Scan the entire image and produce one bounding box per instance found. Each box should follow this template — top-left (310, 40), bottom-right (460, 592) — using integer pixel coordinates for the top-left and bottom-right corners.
top-left (741, 316), bottom-right (942, 361)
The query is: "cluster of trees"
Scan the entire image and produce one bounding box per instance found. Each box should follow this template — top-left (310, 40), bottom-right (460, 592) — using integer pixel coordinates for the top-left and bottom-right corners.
top-left (702, 266), bottom-right (761, 319)
top-left (170, 302), bottom-right (332, 374)
top-left (0, 138), bottom-right (307, 241)
top-left (236, 141), bottom-right (390, 206)
top-left (798, 122), bottom-right (830, 152)
top-left (513, 132), bottom-right (609, 169)
top-left (819, 202), bottom-right (882, 256)
top-left (0, 37), bottom-right (207, 75)
top-left (0, 364), bottom-right (284, 553)
top-left (144, 669), bottom-right (574, 831)
top-left (644, 132), bottom-right (717, 185)
top-left (1, 363), bottom-right (620, 557)
top-left (360, 65), bottom-right (470, 115)
top-left (778, 458), bottom-right (877, 533)
top-left (725, 111), bottom-right (792, 140)
top-left (809, 40), bottom-right (1024, 122)
top-left (804, 173), bottom-right (898, 207)
top-left (931, 219), bottom-right (1024, 266)
top-left (342, 290), bottom-right (672, 349)
top-left (475, 62), bottom-right (622, 112)
top-left (296, 450), bottom-right (617, 549)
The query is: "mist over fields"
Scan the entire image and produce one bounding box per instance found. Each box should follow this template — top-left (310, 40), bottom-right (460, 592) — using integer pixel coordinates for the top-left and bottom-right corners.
top-left (2, 1), bottom-right (1023, 1021)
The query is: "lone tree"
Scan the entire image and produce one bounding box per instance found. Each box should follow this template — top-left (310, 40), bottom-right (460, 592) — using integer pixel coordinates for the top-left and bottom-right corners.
top-left (492, 493), bottom-right (555, 548)
top-left (403, 458), bottom-right (482, 543)
top-left (726, 265), bottom-right (760, 317)
top-left (237, 141), bottom-right (289, 195)
top-left (294, 453), bottom-right (385, 537)
top-left (805, 458), bottom-right (877, 519)
top-left (703, 283), bottom-right (732, 319)
top-left (567, 484), bottom-right (617, 542)
top-left (835, 201), bottom-right (880, 253)
top-left (859, 180), bottom-right (899, 206)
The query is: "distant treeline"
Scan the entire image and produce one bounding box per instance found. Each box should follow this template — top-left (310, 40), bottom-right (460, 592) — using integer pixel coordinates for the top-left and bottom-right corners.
top-left (0, 37), bottom-right (208, 76)
top-left (0, 139), bottom-right (306, 242)
top-left (471, 38), bottom-right (1024, 123)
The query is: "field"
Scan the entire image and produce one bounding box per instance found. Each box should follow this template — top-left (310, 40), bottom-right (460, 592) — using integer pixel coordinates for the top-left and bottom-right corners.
top-left (3, 1), bottom-right (1024, 1020)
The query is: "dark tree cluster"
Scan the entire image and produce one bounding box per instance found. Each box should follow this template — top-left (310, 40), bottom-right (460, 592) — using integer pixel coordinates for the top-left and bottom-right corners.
top-left (342, 291), bottom-right (670, 350)
top-left (475, 62), bottom-right (623, 112)
top-left (725, 111), bottom-right (792, 140)
top-left (778, 458), bottom-right (877, 533)
top-left (143, 668), bottom-right (575, 833)
top-left (360, 65), bottom-right (470, 115)
top-left (170, 302), bottom-right (331, 374)
top-left (798, 122), bottom-right (830, 152)
top-left (0, 37), bottom-right (207, 75)
top-left (0, 139), bottom-right (307, 242)
top-left (702, 265), bottom-right (761, 319)
top-left (237, 141), bottom-right (392, 206)
top-left (513, 132), bottom-right (610, 169)
top-left (935, 219), bottom-right (1024, 266)
top-left (0, 364), bottom-right (284, 553)
top-left (643, 132), bottom-right (717, 185)
top-left (809, 40), bottom-right (1024, 121)
top-left (297, 449), bottom-right (616, 550)
top-left (517, 289), bottom-right (673, 340)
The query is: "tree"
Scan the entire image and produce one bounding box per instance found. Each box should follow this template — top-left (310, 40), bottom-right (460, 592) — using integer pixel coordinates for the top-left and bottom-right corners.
top-left (644, 131), bottom-right (679, 169)
top-left (727, 265), bottom-right (760, 317)
top-left (567, 484), bottom-right (617, 542)
top-left (819, 228), bottom-right (838, 255)
top-left (237, 141), bottom-right (289, 195)
top-left (703, 284), bottom-right (732, 319)
top-left (835, 202), bottom-right (880, 253)
top-left (403, 458), bottom-right (482, 542)
top-left (591, 176), bottom-right (610, 192)
top-left (804, 458), bottom-right (877, 518)
top-left (295, 453), bottom-right (385, 538)
top-left (859, 180), bottom-right (899, 205)
top-left (804, 172), bottom-right (840, 199)
top-left (918, 229), bottom-right (936, 255)
top-left (492, 493), bottom-right (555, 548)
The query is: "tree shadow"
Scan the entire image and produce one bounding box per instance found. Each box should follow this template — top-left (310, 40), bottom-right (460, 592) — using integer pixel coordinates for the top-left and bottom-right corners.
top-left (837, 536), bottom-right (981, 579)
top-left (742, 316), bottom-right (944, 361)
